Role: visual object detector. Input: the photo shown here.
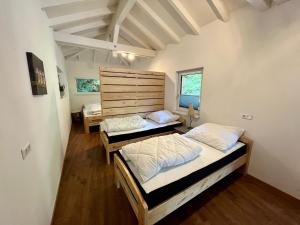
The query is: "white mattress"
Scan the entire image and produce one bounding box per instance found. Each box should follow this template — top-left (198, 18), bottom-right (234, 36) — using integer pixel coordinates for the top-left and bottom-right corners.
top-left (120, 139), bottom-right (245, 194)
top-left (104, 119), bottom-right (181, 136)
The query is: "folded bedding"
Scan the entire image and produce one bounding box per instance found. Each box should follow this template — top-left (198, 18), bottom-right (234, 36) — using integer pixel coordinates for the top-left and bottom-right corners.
top-left (100, 115), bottom-right (147, 133)
top-left (84, 103), bottom-right (101, 115)
top-left (122, 133), bottom-right (202, 182)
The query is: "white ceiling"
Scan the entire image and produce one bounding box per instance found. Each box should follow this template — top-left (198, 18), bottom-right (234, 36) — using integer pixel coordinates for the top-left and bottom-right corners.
top-left (40, 0), bottom-right (290, 61)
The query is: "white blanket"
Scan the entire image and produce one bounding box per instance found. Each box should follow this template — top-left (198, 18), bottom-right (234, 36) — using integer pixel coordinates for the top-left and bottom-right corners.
top-left (122, 133), bottom-right (202, 182)
top-left (101, 115), bottom-right (147, 133)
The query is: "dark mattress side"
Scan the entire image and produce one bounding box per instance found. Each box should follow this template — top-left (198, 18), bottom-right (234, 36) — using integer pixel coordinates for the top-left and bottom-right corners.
top-left (117, 144), bottom-right (247, 209)
top-left (105, 122), bottom-right (182, 143)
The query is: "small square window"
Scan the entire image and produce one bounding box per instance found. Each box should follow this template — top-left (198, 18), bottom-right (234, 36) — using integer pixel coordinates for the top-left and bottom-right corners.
top-left (177, 68), bottom-right (203, 110)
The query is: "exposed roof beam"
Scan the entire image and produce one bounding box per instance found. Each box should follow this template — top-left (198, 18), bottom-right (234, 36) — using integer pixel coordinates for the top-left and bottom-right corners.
top-left (79, 30), bottom-right (106, 38)
top-left (92, 50), bottom-right (96, 64)
top-left (58, 20), bottom-right (107, 34)
top-left (120, 26), bottom-right (151, 49)
top-left (65, 49), bottom-right (86, 59)
top-left (49, 7), bottom-right (114, 27)
top-left (166, 0), bottom-right (200, 35)
top-left (207, 0), bottom-right (230, 22)
top-left (136, 0), bottom-right (180, 43)
top-left (112, 25), bottom-right (120, 44)
top-left (62, 47), bottom-right (81, 56)
top-left (41, 0), bottom-right (85, 9)
top-left (53, 32), bottom-right (156, 57)
top-left (273, 0), bottom-right (289, 4)
top-left (127, 14), bottom-right (165, 50)
top-left (105, 0), bottom-right (137, 40)
top-left (245, 0), bottom-right (271, 10)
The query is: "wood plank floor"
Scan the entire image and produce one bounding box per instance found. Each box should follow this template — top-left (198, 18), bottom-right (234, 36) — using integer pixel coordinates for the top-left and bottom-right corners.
top-left (52, 123), bottom-right (300, 225)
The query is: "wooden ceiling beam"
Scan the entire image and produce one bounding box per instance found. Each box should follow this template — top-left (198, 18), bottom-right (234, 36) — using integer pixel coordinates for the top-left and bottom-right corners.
top-left (62, 47), bottom-right (81, 57)
top-left (53, 32), bottom-right (156, 57)
top-left (79, 29), bottom-right (106, 38)
top-left (58, 20), bottom-right (108, 34)
top-left (273, 0), bottom-right (289, 4)
top-left (120, 26), bottom-right (151, 49)
top-left (167, 0), bottom-right (200, 35)
top-left (127, 14), bottom-right (165, 50)
top-left (245, 0), bottom-right (271, 10)
top-left (136, 0), bottom-right (180, 43)
top-left (207, 0), bottom-right (230, 22)
top-left (41, 0), bottom-right (85, 9)
top-left (105, 0), bottom-right (137, 40)
top-left (49, 7), bottom-right (114, 27)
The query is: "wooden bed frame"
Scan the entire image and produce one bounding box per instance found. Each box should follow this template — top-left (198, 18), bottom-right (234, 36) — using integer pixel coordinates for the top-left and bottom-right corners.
top-left (114, 136), bottom-right (253, 225)
top-left (83, 113), bottom-right (102, 134)
top-left (99, 67), bottom-right (176, 164)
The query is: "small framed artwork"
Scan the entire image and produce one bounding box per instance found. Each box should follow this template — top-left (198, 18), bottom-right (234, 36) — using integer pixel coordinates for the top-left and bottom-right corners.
top-left (76, 78), bottom-right (100, 94)
top-left (57, 66), bottom-right (65, 98)
top-left (26, 52), bottom-right (47, 95)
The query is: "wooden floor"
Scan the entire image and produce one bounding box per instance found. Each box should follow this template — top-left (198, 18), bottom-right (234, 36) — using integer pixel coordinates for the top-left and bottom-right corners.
top-left (52, 123), bottom-right (300, 225)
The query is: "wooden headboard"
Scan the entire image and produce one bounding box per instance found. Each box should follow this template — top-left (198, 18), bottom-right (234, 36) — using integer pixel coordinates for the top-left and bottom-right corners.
top-left (99, 67), bottom-right (165, 118)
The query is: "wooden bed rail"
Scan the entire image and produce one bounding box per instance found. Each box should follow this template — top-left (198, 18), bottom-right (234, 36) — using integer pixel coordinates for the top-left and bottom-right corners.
top-left (114, 136), bottom-right (253, 225)
top-left (114, 154), bottom-right (149, 224)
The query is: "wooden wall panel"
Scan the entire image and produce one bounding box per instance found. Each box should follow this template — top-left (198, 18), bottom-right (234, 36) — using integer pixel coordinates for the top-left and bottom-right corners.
top-left (101, 77), bottom-right (164, 86)
top-left (101, 85), bottom-right (164, 93)
top-left (102, 105), bottom-right (164, 116)
top-left (100, 66), bottom-right (165, 75)
top-left (101, 92), bottom-right (164, 101)
top-left (100, 67), bottom-right (166, 118)
top-left (100, 72), bottom-right (165, 80)
top-left (102, 99), bottom-right (164, 108)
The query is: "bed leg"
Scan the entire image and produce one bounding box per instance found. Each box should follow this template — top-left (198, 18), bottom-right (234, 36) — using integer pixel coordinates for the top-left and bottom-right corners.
top-left (106, 149), bottom-right (110, 165)
top-left (84, 118), bottom-right (89, 134)
top-left (138, 204), bottom-right (149, 225)
top-left (238, 165), bottom-right (248, 175)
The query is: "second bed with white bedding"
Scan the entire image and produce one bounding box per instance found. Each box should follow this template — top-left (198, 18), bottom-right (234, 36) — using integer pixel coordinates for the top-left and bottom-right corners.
top-left (118, 138), bottom-right (246, 209)
top-left (102, 119), bottom-right (182, 144)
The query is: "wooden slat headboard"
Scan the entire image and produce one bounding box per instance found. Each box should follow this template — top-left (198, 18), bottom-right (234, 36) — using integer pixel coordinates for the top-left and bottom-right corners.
top-left (99, 67), bottom-right (165, 118)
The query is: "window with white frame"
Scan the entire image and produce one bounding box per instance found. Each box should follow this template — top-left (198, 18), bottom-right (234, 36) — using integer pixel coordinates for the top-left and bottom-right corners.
top-left (177, 68), bottom-right (203, 111)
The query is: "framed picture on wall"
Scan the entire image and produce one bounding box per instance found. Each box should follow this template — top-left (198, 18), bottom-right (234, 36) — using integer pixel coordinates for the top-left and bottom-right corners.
top-left (76, 78), bottom-right (100, 94)
top-left (26, 52), bottom-right (47, 95)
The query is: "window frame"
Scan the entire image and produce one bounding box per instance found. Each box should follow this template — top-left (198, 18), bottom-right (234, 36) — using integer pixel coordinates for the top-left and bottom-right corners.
top-left (176, 67), bottom-right (203, 113)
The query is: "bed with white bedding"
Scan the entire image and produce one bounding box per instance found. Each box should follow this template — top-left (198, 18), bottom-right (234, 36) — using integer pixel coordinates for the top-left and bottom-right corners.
top-left (114, 124), bottom-right (253, 225)
top-left (100, 113), bottom-right (183, 164)
top-left (83, 103), bottom-right (102, 134)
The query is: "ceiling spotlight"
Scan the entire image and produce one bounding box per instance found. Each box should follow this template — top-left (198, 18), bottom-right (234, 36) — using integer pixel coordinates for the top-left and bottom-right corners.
top-left (112, 51), bottom-right (118, 58)
top-left (128, 54), bottom-right (135, 61)
top-left (121, 52), bottom-right (127, 58)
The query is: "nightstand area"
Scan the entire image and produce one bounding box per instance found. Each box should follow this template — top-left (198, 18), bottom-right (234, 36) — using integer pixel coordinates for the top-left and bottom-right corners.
top-left (173, 125), bottom-right (193, 134)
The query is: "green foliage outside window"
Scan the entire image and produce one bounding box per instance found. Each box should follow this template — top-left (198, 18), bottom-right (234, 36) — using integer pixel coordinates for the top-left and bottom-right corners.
top-left (181, 73), bottom-right (202, 96)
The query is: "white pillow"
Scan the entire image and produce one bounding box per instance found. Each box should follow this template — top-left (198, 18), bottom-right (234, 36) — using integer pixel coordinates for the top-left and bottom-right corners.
top-left (146, 110), bottom-right (180, 124)
top-left (185, 123), bottom-right (245, 151)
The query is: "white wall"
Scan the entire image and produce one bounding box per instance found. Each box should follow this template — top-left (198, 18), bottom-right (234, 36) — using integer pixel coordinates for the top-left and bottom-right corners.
top-left (66, 61), bottom-right (100, 112)
top-left (0, 1), bottom-right (71, 225)
top-left (66, 59), bottom-right (130, 112)
top-left (139, 1), bottom-right (300, 199)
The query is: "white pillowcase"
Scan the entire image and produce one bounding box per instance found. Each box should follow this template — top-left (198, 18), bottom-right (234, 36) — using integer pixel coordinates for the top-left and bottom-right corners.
top-left (146, 110), bottom-right (180, 124)
top-left (185, 123), bottom-right (245, 151)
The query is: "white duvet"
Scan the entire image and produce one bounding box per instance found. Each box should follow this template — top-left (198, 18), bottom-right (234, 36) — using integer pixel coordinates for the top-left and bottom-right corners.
top-left (100, 115), bottom-right (147, 133)
top-left (122, 133), bottom-right (202, 182)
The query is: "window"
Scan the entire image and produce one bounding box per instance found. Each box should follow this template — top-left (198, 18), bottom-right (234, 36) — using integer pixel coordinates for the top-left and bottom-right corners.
top-left (177, 68), bottom-right (203, 110)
